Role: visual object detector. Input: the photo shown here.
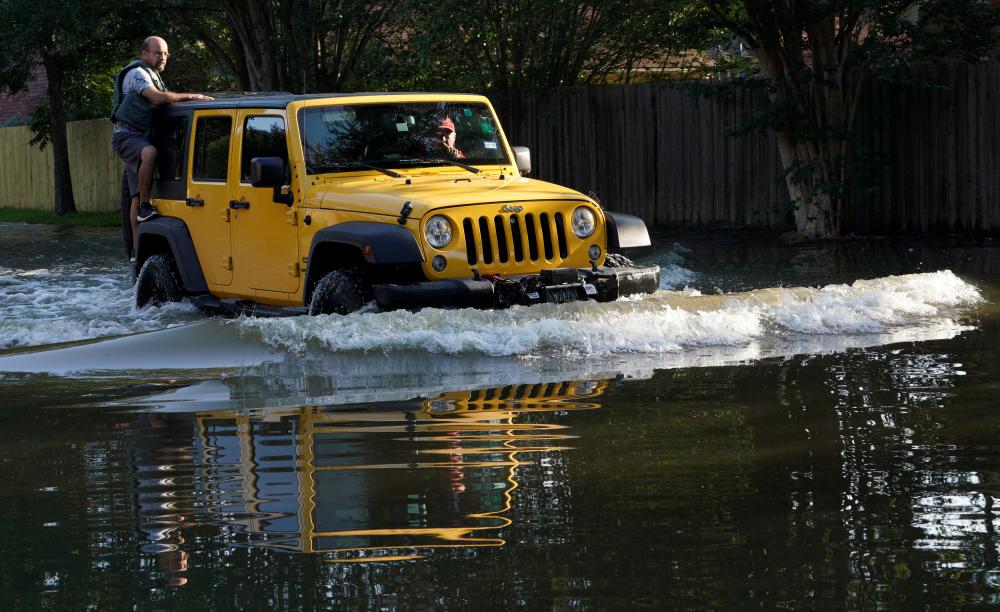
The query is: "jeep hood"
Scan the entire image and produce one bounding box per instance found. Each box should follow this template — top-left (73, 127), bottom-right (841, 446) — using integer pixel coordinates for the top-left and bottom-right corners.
top-left (307, 173), bottom-right (593, 218)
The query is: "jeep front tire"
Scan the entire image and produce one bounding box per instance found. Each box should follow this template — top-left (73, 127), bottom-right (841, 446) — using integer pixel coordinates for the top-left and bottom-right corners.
top-left (135, 254), bottom-right (184, 308)
top-left (309, 269), bottom-right (373, 315)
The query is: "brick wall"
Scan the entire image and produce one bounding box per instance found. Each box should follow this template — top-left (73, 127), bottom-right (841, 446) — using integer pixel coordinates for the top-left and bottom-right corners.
top-left (0, 66), bottom-right (47, 126)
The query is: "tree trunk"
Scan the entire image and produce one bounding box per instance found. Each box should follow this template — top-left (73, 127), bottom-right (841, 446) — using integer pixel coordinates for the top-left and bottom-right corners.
top-left (774, 131), bottom-right (834, 239)
top-left (222, 0), bottom-right (279, 91)
top-left (172, 8), bottom-right (251, 91)
top-left (42, 54), bottom-right (76, 216)
top-left (753, 41), bottom-right (858, 239)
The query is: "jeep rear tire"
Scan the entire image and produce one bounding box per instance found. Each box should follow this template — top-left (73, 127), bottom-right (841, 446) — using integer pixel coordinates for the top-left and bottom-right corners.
top-left (135, 254), bottom-right (184, 308)
top-left (309, 269), bottom-right (373, 315)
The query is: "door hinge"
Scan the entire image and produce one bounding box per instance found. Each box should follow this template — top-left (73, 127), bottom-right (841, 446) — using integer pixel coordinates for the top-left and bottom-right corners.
top-left (222, 256), bottom-right (232, 271)
top-left (285, 210), bottom-right (297, 226)
top-left (222, 209), bottom-right (231, 223)
top-left (288, 262), bottom-right (300, 277)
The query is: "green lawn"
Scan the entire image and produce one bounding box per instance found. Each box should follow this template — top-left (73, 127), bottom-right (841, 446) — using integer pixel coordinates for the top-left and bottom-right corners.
top-left (0, 207), bottom-right (119, 228)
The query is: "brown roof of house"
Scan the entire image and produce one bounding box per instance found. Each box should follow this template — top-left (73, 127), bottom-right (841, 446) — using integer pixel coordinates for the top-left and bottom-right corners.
top-left (0, 66), bottom-right (47, 126)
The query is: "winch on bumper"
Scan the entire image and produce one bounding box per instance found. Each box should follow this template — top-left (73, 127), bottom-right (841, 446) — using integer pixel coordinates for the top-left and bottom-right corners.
top-left (372, 264), bottom-right (660, 311)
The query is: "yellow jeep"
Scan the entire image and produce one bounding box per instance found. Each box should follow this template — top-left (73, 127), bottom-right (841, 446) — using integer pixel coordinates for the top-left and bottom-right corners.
top-left (133, 93), bottom-right (659, 315)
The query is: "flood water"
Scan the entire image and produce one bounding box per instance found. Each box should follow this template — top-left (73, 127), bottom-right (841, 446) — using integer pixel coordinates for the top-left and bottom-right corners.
top-left (1, 222), bottom-right (998, 609)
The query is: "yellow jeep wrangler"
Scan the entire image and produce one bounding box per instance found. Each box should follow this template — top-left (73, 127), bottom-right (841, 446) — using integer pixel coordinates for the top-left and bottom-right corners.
top-left (133, 93), bottom-right (659, 315)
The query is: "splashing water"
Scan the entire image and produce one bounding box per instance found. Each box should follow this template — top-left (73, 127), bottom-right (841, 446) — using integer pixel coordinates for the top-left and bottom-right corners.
top-left (235, 271), bottom-right (980, 358)
top-left (0, 264), bottom-right (199, 349)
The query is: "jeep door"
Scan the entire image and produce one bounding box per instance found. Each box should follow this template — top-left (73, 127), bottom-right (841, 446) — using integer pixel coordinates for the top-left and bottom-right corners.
top-left (187, 110), bottom-right (236, 287)
top-left (230, 110), bottom-right (300, 297)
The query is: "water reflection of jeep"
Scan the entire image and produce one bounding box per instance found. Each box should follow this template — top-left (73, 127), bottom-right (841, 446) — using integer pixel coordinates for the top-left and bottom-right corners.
top-left (134, 93), bottom-right (659, 316)
top-left (129, 379), bottom-right (607, 560)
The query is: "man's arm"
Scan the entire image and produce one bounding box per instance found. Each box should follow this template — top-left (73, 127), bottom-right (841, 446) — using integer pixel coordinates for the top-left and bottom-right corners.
top-left (141, 88), bottom-right (213, 106)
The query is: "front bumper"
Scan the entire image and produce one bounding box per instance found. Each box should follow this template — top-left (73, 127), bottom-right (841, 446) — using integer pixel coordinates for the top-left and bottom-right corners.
top-left (372, 264), bottom-right (660, 311)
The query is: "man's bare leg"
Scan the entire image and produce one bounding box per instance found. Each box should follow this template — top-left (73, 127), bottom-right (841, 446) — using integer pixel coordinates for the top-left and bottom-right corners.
top-left (129, 194), bottom-right (139, 256)
top-left (138, 145), bottom-right (157, 205)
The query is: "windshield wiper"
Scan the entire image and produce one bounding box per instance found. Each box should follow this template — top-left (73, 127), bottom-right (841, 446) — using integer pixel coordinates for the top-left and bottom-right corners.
top-left (308, 162), bottom-right (402, 179)
top-left (399, 157), bottom-right (480, 174)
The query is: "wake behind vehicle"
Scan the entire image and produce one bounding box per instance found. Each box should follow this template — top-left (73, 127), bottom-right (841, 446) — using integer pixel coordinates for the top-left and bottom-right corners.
top-left (133, 92), bottom-right (659, 316)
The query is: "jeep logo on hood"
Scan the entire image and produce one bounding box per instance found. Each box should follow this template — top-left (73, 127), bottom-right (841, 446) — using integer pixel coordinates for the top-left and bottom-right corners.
top-left (501, 204), bottom-right (524, 213)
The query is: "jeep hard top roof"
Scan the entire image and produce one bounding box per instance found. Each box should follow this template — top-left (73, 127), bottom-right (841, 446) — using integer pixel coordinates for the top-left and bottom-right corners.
top-left (169, 91), bottom-right (480, 111)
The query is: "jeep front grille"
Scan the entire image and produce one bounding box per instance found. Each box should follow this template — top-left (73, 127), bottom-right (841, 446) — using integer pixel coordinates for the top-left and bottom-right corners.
top-left (470, 381), bottom-right (571, 401)
top-left (462, 212), bottom-right (569, 266)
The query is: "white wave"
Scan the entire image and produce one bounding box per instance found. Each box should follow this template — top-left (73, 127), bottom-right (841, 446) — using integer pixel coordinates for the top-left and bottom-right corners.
top-left (0, 267), bottom-right (198, 349)
top-left (764, 271), bottom-right (982, 334)
top-left (659, 262), bottom-right (698, 290)
top-left (242, 299), bottom-right (763, 356)
top-left (237, 271), bottom-right (980, 358)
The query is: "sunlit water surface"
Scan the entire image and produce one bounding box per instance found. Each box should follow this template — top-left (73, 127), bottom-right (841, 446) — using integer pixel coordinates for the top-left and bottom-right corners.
top-left (1, 222), bottom-right (999, 609)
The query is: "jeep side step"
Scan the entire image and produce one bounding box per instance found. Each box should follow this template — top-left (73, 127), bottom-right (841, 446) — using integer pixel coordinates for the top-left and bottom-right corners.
top-left (190, 295), bottom-right (307, 318)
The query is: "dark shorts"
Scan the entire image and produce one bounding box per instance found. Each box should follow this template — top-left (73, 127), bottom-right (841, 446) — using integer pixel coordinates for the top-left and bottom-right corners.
top-left (111, 128), bottom-right (151, 199)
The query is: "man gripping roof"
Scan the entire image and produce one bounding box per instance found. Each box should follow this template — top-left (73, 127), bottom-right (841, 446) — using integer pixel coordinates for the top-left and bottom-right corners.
top-left (111, 36), bottom-right (213, 261)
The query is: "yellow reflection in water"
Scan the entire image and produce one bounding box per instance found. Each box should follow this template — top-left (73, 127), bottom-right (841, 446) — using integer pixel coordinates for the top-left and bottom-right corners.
top-left (137, 379), bottom-right (607, 567)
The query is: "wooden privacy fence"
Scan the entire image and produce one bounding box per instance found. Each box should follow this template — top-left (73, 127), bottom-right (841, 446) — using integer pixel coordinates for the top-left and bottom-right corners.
top-left (854, 63), bottom-right (1000, 234)
top-left (492, 84), bottom-right (791, 229)
top-left (0, 119), bottom-right (122, 212)
top-left (1, 63), bottom-right (997, 234)
top-left (493, 63), bottom-right (1000, 234)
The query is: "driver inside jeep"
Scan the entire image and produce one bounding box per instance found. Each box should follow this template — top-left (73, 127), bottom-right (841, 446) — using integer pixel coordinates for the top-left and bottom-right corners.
top-left (429, 116), bottom-right (464, 159)
top-left (408, 115), bottom-right (464, 160)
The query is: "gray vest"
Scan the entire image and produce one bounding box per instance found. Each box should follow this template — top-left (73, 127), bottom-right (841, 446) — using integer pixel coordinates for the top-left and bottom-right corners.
top-left (111, 60), bottom-right (167, 133)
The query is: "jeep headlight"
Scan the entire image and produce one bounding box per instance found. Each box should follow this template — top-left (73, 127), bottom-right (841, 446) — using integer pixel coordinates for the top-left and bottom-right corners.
top-left (424, 215), bottom-right (453, 248)
top-left (571, 206), bottom-right (596, 238)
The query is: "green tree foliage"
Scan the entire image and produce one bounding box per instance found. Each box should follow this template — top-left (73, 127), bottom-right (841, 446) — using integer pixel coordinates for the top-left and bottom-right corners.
top-left (702, 0), bottom-right (1000, 238)
top-left (158, 0), bottom-right (403, 93)
top-left (24, 66), bottom-right (119, 148)
top-left (157, 0), bottom-right (715, 94)
top-left (400, 0), bottom-right (712, 91)
top-left (141, 2), bottom-right (244, 92)
top-left (0, 0), bottom-right (131, 215)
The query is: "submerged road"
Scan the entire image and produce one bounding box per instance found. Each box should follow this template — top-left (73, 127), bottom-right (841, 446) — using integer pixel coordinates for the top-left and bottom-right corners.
top-left (1, 222), bottom-right (999, 608)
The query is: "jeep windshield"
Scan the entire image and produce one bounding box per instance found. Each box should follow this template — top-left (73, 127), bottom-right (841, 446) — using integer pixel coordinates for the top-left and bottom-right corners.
top-left (299, 102), bottom-right (510, 175)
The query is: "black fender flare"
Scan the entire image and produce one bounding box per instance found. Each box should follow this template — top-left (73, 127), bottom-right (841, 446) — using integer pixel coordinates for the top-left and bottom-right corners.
top-left (306, 221), bottom-right (424, 270)
top-left (605, 211), bottom-right (651, 250)
top-left (134, 217), bottom-right (208, 294)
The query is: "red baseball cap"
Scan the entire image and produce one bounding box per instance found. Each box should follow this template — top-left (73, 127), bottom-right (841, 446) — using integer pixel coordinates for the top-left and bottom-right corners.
top-left (437, 117), bottom-right (455, 133)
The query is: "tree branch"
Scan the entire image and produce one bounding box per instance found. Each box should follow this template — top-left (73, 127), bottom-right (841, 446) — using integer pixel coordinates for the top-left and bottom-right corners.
top-left (703, 0), bottom-right (759, 48)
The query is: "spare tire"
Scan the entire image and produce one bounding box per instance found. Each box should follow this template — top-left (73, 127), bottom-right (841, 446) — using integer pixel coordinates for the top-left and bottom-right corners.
top-left (135, 254), bottom-right (184, 308)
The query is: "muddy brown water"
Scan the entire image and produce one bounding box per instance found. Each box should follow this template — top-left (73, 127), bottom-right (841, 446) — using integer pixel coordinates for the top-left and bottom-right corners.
top-left (1, 223), bottom-right (999, 609)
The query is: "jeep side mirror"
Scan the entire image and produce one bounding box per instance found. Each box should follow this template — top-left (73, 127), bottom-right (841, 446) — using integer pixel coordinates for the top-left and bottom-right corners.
top-left (250, 157), bottom-right (293, 206)
top-left (512, 146), bottom-right (531, 176)
top-left (250, 157), bottom-right (283, 187)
